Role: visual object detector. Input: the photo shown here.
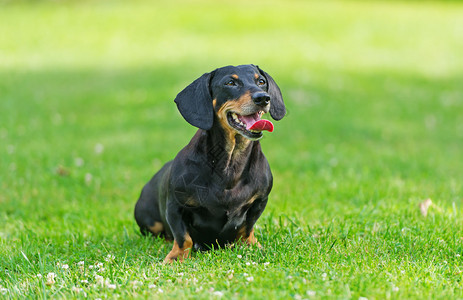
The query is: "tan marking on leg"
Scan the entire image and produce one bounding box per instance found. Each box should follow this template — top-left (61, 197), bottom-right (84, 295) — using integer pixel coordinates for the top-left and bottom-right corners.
top-left (213, 99), bottom-right (217, 108)
top-left (148, 222), bottom-right (164, 235)
top-left (247, 229), bottom-right (261, 248)
top-left (163, 233), bottom-right (193, 263)
top-left (246, 194), bottom-right (258, 206)
top-left (184, 196), bottom-right (199, 207)
top-left (236, 226), bottom-right (246, 241)
top-left (236, 228), bottom-right (261, 248)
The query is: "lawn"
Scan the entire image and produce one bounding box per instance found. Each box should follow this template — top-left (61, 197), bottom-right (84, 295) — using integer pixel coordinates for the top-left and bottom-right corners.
top-left (1, 0), bottom-right (463, 298)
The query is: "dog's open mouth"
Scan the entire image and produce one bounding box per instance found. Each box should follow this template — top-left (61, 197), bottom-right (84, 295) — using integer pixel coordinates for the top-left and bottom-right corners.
top-left (227, 111), bottom-right (274, 139)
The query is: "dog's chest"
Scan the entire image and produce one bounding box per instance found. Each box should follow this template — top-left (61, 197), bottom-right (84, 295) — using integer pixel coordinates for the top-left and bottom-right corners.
top-left (186, 178), bottom-right (264, 223)
top-left (186, 190), bottom-right (260, 245)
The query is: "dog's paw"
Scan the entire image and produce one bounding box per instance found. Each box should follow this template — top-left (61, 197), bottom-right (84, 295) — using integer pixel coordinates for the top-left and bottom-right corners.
top-left (163, 255), bottom-right (178, 264)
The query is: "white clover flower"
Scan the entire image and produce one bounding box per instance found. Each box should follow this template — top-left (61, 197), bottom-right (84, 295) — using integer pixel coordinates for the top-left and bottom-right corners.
top-left (61, 264), bottom-right (69, 270)
top-left (71, 286), bottom-right (83, 293)
top-left (131, 280), bottom-right (142, 286)
top-left (148, 284), bottom-right (156, 289)
top-left (245, 262), bottom-right (250, 266)
top-left (392, 286), bottom-right (399, 292)
top-left (105, 254), bottom-right (115, 262)
top-left (237, 255), bottom-right (242, 259)
top-left (85, 173), bottom-right (93, 184)
top-left (94, 143), bottom-right (104, 154)
top-left (246, 276), bottom-right (254, 282)
top-left (95, 275), bottom-right (104, 286)
top-left (77, 261), bottom-right (85, 266)
top-left (74, 157), bottom-right (84, 167)
top-left (107, 284), bottom-right (116, 290)
top-left (213, 291), bottom-right (224, 297)
top-left (6, 144), bottom-right (15, 154)
top-left (46, 273), bottom-right (56, 286)
top-left (36, 274), bottom-right (43, 278)
top-left (307, 290), bottom-right (316, 296)
top-left (263, 262), bottom-right (270, 266)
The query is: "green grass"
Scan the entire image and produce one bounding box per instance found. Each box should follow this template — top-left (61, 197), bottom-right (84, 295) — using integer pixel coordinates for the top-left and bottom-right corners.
top-left (1, 0), bottom-right (463, 298)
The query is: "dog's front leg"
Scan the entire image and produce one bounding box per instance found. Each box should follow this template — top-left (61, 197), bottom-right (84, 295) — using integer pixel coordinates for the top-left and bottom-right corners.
top-left (236, 196), bottom-right (268, 248)
top-left (163, 199), bottom-right (193, 263)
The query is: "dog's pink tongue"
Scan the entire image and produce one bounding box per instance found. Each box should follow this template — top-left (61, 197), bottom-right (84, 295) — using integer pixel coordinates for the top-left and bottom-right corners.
top-left (241, 115), bottom-right (274, 132)
top-left (249, 119), bottom-right (274, 132)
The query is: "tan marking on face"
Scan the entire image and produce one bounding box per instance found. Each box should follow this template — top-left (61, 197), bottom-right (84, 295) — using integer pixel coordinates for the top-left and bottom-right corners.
top-left (163, 232), bottom-right (193, 264)
top-left (254, 73), bottom-right (259, 79)
top-left (232, 74), bottom-right (239, 79)
top-left (215, 91), bottom-right (253, 156)
top-left (216, 91), bottom-right (253, 132)
top-left (216, 101), bottom-right (237, 147)
top-left (148, 222), bottom-right (164, 235)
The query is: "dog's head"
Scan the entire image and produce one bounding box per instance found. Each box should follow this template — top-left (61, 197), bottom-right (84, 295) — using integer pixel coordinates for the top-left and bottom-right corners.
top-left (175, 64), bottom-right (285, 140)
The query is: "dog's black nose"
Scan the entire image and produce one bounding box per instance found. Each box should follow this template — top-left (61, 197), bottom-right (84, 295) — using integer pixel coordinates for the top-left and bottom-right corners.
top-left (252, 92), bottom-right (270, 107)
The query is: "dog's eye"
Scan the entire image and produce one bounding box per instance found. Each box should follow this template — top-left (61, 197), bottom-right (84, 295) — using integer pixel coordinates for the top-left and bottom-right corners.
top-left (225, 80), bottom-right (237, 86)
top-left (258, 79), bottom-right (266, 86)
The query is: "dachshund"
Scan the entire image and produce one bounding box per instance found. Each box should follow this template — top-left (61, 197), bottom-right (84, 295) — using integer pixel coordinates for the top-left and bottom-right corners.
top-left (134, 64), bottom-right (285, 263)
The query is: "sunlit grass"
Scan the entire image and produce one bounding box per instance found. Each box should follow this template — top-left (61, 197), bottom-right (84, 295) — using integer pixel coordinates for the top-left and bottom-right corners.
top-left (1, 0), bottom-right (463, 298)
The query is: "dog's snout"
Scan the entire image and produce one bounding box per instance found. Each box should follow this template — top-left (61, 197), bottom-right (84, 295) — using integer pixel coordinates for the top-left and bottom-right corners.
top-left (252, 92), bottom-right (270, 107)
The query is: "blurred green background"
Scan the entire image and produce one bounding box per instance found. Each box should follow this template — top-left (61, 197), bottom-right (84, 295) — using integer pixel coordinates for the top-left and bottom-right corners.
top-left (2, 0), bottom-right (462, 215)
top-left (1, 0), bottom-right (463, 298)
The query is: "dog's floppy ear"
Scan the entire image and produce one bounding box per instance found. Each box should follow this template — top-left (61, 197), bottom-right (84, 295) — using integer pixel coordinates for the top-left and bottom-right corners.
top-left (174, 72), bottom-right (214, 130)
top-left (256, 66), bottom-right (286, 120)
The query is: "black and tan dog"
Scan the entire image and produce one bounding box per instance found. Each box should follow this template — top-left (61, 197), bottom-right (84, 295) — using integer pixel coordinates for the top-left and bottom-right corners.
top-left (134, 64), bottom-right (285, 263)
